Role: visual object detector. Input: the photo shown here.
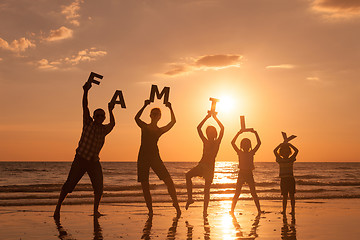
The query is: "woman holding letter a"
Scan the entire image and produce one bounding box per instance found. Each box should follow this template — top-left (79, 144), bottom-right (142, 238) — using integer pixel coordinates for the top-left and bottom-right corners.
top-left (135, 99), bottom-right (181, 217)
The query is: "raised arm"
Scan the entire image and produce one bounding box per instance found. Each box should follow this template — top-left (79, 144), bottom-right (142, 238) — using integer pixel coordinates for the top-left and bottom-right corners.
top-left (82, 81), bottom-right (92, 124)
top-left (160, 102), bottom-right (176, 134)
top-left (251, 129), bottom-right (261, 153)
top-left (197, 113), bottom-right (211, 142)
top-left (288, 143), bottom-right (299, 159)
top-left (213, 114), bottom-right (224, 142)
top-left (231, 130), bottom-right (243, 153)
top-left (104, 102), bottom-right (116, 135)
top-left (135, 100), bottom-right (150, 128)
top-left (274, 143), bottom-right (282, 159)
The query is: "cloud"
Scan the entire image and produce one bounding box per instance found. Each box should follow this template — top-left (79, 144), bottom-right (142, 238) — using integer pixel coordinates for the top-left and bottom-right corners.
top-left (34, 48), bottom-right (107, 69)
top-left (312, 0), bottom-right (360, 18)
top-left (0, 37), bottom-right (35, 53)
top-left (164, 54), bottom-right (243, 76)
top-left (265, 64), bottom-right (295, 69)
top-left (43, 26), bottom-right (73, 42)
top-left (64, 48), bottom-right (107, 65)
top-left (37, 59), bottom-right (58, 70)
top-left (306, 77), bottom-right (321, 81)
top-left (61, 0), bottom-right (84, 26)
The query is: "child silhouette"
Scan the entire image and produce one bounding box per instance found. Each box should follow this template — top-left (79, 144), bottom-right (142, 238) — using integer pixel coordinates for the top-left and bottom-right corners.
top-left (230, 128), bottom-right (262, 214)
top-left (185, 112), bottom-right (224, 216)
top-left (274, 139), bottom-right (299, 215)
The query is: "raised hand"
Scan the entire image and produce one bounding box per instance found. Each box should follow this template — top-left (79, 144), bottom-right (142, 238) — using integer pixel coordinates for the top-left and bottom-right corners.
top-left (165, 102), bottom-right (172, 109)
top-left (83, 81), bottom-right (92, 91)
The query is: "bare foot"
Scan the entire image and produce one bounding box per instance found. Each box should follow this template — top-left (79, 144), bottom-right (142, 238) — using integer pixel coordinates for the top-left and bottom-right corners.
top-left (185, 199), bottom-right (195, 210)
top-left (173, 204), bottom-right (181, 218)
top-left (290, 211), bottom-right (295, 215)
top-left (53, 211), bottom-right (60, 220)
top-left (92, 211), bottom-right (105, 218)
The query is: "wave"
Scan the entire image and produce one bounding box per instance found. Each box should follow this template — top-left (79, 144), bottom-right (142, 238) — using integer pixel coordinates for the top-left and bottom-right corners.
top-left (1, 194), bottom-right (360, 207)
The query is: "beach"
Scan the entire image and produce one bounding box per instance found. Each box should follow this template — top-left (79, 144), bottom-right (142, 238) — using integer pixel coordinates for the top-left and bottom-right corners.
top-left (1, 199), bottom-right (360, 239)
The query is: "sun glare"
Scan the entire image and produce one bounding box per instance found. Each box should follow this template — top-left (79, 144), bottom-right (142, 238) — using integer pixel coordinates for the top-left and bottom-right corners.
top-left (216, 95), bottom-right (236, 114)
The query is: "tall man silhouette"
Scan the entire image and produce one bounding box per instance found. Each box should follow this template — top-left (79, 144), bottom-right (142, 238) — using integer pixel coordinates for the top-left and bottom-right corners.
top-left (54, 80), bottom-right (115, 219)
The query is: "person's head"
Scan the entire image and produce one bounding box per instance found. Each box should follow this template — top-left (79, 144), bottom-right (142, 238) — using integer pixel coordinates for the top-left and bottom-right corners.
top-left (93, 108), bottom-right (106, 124)
top-left (279, 144), bottom-right (292, 158)
top-left (240, 138), bottom-right (252, 152)
top-left (206, 126), bottom-right (217, 140)
top-left (150, 108), bottom-right (161, 122)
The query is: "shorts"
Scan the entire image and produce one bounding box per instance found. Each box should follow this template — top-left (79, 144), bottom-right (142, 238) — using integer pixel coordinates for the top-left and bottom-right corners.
top-left (62, 154), bottom-right (103, 195)
top-left (237, 170), bottom-right (255, 185)
top-left (137, 151), bottom-right (171, 182)
top-left (187, 162), bottom-right (214, 183)
top-left (280, 176), bottom-right (296, 196)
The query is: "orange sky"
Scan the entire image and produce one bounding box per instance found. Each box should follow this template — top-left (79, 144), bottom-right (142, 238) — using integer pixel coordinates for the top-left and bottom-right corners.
top-left (1, 0), bottom-right (359, 162)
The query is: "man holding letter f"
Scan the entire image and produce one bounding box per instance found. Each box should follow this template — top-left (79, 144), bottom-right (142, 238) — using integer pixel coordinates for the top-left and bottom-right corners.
top-left (54, 74), bottom-right (116, 219)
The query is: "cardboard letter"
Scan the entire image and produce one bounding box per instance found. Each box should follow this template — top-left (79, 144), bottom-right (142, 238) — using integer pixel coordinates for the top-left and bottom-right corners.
top-left (281, 132), bottom-right (297, 142)
top-left (240, 116), bottom-right (246, 130)
top-left (149, 85), bottom-right (170, 104)
top-left (88, 72), bottom-right (103, 85)
top-left (110, 90), bottom-right (126, 108)
top-left (239, 116), bottom-right (254, 131)
top-left (208, 97), bottom-right (219, 114)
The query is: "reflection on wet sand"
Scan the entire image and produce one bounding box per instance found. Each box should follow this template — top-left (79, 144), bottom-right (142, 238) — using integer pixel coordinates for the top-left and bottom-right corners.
top-left (167, 217), bottom-right (179, 240)
top-left (93, 217), bottom-right (103, 240)
top-left (54, 216), bottom-right (103, 240)
top-left (281, 214), bottom-right (296, 240)
top-left (54, 218), bottom-right (75, 240)
top-left (204, 216), bottom-right (211, 240)
top-left (141, 215), bottom-right (153, 240)
top-left (230, 213), bottom-right (261, 240)
top-left (141, 215), bottom-right (179, 240)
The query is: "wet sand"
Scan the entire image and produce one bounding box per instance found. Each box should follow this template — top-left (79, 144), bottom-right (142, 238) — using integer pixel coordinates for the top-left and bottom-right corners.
top-left (0, 199), bottom-right (359, 239)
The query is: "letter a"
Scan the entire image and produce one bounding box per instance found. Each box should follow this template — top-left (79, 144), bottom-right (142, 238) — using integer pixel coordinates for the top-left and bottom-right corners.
top-left (110, 90), bottom-right (126, 108)
top-left (149, 85), bottom-right (170, 104)
top-left (88, 72), bottom-right (103, 85)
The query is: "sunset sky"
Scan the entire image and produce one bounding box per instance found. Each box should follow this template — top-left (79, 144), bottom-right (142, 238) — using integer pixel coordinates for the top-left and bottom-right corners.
top-left (1, 0), bottom-right (359, 162)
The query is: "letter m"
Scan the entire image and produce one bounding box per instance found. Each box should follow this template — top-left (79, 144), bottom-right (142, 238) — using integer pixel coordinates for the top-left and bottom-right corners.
top-left (149, 85), bottom-right (170, 104)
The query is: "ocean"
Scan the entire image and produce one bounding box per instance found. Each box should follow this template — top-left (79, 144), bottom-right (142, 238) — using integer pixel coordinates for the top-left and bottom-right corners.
top-left (1, 162), bottom-right (359, 206)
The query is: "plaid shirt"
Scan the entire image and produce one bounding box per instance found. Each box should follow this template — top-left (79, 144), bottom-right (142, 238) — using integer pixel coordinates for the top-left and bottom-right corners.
top-left (76, 119), bottom-right (113, 161)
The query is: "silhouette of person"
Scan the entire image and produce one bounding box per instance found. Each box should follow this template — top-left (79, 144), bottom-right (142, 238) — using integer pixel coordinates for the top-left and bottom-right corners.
top-left (53, 80), bottom-right (115, 219)
top-left (135, 100), bottom-right (181, 217)
top-left (274, 141), bottom-right (299, 215)
top-left (185, 112), bottom-right (224, 216)
top-left (230, 129), bottom-right (262, 214)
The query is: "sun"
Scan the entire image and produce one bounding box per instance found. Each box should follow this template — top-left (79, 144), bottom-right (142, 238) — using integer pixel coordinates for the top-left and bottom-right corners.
top-left (216, 94), bottom-right (236, 114)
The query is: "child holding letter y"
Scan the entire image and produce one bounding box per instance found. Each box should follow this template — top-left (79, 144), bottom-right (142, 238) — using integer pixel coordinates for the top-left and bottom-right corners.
top-left (185, 112), bottom-right (224, 217)
top-left (230, 128), bottom-right (262, 215)
top-left (274, 139), bottom-right (299, 215)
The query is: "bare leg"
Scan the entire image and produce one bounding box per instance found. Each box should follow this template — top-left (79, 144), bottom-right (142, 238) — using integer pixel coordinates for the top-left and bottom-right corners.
top-left (289, 193), bottom-right (295, 215)
top-left (249, 183), bottom-right (261, 214)
top-left (53, 189), bottom-right (68, 219)
top-left (93, 193), bottom-right (103, 218)
top-left (231, 182), bottom-right (243, 214)
top-left (141, 181), bottom-right (153, 216)
top-left (282, 194), bottom-right (288, 214)
top-left (163, 177), bottom-right (181, 217)
top-left (203, 179), bottom-right (211, 217)
top-left (185, 171), bottom-right (196, 210)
